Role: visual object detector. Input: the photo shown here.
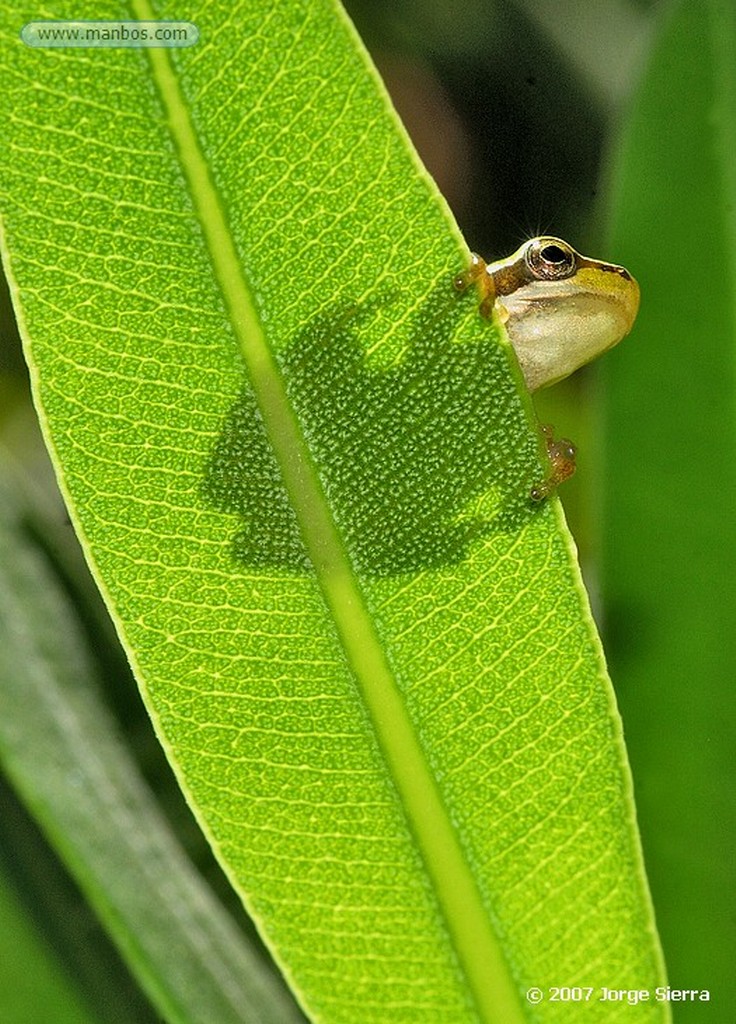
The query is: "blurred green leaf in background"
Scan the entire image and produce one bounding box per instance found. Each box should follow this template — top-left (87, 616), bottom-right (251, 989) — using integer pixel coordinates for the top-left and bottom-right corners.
top-left (604, 1), bottom-right (736, 1018)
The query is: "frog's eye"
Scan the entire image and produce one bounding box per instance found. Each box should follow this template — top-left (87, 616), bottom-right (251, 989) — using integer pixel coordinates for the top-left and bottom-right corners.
top-left (525, 238), bottom-right (577, 281)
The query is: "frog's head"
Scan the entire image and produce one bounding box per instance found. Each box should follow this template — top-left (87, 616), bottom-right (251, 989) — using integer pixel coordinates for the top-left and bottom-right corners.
top-left (491, 236), bottom-right (640, 391)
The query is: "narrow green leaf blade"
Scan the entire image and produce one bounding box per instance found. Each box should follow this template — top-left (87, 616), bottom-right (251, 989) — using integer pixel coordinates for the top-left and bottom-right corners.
top-left (0, 1), bottom-right (667, 1020)
top-left (0, 465), bottom-right (305, 1024)
top-left (0, 860), bottom-right (101, 1024)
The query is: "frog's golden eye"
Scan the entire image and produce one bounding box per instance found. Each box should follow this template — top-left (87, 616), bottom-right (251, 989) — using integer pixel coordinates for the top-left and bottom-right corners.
top-left (525, 237), bottom-right (577, 281)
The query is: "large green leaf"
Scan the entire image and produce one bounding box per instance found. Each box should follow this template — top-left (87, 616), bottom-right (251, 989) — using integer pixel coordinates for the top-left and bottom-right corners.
top-left (604, 0), bottom-right (736, 1017)
top-left (0, 1), bottom-right (667, 1020)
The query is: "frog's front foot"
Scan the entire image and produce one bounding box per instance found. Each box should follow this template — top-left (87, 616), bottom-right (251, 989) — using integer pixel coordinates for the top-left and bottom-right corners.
top-left (530, 425), bottom-right (577, 501)
top-left (454, 253), bottom-right (497, 319)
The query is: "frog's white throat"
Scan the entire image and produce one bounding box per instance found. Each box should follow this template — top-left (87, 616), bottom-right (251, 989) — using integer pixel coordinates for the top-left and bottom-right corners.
top-left (501, 280), bottom-right (639, 392)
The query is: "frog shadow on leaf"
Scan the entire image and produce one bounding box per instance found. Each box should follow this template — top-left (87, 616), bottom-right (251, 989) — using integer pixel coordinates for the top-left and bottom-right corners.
top-left (202, 281), bottom-right (539, 577)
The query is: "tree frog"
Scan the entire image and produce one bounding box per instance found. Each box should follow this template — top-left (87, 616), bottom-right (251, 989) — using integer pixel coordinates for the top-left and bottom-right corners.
top-left (454, 236), bottom-right (639, 499)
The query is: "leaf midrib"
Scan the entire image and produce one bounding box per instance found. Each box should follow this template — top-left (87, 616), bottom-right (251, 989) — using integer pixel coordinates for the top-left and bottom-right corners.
top-left (135, 2), bottom-right (523, 1018)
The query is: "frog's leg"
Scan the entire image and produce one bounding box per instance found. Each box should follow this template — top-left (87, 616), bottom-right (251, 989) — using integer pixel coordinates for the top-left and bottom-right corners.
top-left (453, 253), bottom-right (497, 319)
top-left (530, 425), bottom-right (577, 501)
top-left (455, 258), bottom-right (576, 500)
